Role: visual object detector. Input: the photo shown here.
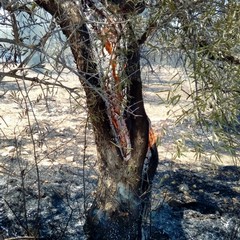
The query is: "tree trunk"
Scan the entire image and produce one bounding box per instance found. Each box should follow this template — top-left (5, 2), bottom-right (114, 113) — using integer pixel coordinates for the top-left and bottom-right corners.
top-left (85, 144), bottom-right (158, 240)
top-left (34, 1), bottom-right (158, 239)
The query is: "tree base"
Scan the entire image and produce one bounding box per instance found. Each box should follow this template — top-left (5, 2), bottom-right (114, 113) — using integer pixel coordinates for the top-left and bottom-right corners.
top-left (84, 203), bottom-right (143, 240)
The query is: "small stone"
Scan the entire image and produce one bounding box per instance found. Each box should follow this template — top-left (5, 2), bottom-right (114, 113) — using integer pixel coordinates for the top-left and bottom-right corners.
top-left (6, 146), bottom-right (15, 153)
top-left (1, 152), bottom-right (8, 157)
top-left (179, 183), bottom-right (189, 193)
top-left (21, 151), bottom-right (29, 155)
top-left (65, 156), bottom-right (74, 162)
top-left (33, 133), bottom-right (40, 141)
top-left (1, 146), bottom-right (16, 157)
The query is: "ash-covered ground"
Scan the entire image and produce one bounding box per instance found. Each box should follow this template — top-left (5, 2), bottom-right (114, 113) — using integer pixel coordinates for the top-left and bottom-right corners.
top-left (0, 158), bottom-right (239, 239)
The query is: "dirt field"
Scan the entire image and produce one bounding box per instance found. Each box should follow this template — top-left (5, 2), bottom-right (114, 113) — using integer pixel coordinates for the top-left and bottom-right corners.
top-left (1, 64), bottom-right (237, 168)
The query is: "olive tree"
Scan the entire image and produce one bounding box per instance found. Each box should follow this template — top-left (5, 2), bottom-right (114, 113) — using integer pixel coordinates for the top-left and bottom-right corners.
top-left (1, 0), bottom-right (159, 239)
top-left (0, 0), bottom-right (239, 239)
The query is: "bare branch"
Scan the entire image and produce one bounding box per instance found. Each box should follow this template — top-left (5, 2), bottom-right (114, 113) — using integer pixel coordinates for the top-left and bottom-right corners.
top-left (0, 71), bottom-right (81, 94)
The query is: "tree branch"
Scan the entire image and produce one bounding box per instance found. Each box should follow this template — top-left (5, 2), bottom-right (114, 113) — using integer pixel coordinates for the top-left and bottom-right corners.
top-left (34, 0), bottom-right (114, 149)
top-left (0, 71), bottom-right (81, 95)
top-left (198, 40), bottom-right (240, 65)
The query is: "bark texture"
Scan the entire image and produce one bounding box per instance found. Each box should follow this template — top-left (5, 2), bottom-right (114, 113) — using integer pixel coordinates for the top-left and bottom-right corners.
top-left (34, 1), bottom-right (158, 239)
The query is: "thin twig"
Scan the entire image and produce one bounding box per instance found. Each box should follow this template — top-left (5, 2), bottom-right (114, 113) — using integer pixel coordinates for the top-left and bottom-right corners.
top-left (82, 114), bottom-right (89, 214)
top-left (4, 237), bottom-right (37, 240)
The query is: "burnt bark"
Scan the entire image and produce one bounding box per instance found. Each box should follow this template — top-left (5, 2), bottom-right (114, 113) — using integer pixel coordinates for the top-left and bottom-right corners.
top-left (84, 30), bottom-right (158, 239)
top-left (34, 1), bottom-right (158, 239)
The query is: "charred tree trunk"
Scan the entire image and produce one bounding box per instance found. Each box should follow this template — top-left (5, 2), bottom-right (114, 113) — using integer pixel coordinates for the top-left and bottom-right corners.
top-left (85, 29), bottom-right (158, 239)
top-left (35, 1), bottom-right (158, 239)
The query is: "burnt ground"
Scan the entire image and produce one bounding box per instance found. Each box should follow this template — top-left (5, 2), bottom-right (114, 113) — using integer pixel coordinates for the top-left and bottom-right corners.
top-left (151, 161), bottom-right (240, 240)
top-left (0, 158), bottom-right (239, 240)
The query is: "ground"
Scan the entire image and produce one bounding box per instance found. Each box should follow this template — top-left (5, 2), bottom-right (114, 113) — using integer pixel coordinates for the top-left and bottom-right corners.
top-left (0, 63), bottom-right (239, 239)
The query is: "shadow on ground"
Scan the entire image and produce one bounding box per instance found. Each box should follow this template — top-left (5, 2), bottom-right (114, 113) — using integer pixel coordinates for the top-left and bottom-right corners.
top-left (151, 160), bottom-right (240, 240)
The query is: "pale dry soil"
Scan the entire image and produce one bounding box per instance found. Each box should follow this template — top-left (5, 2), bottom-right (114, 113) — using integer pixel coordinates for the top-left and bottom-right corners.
top-left (0, 65), bottom-right (239, 239)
